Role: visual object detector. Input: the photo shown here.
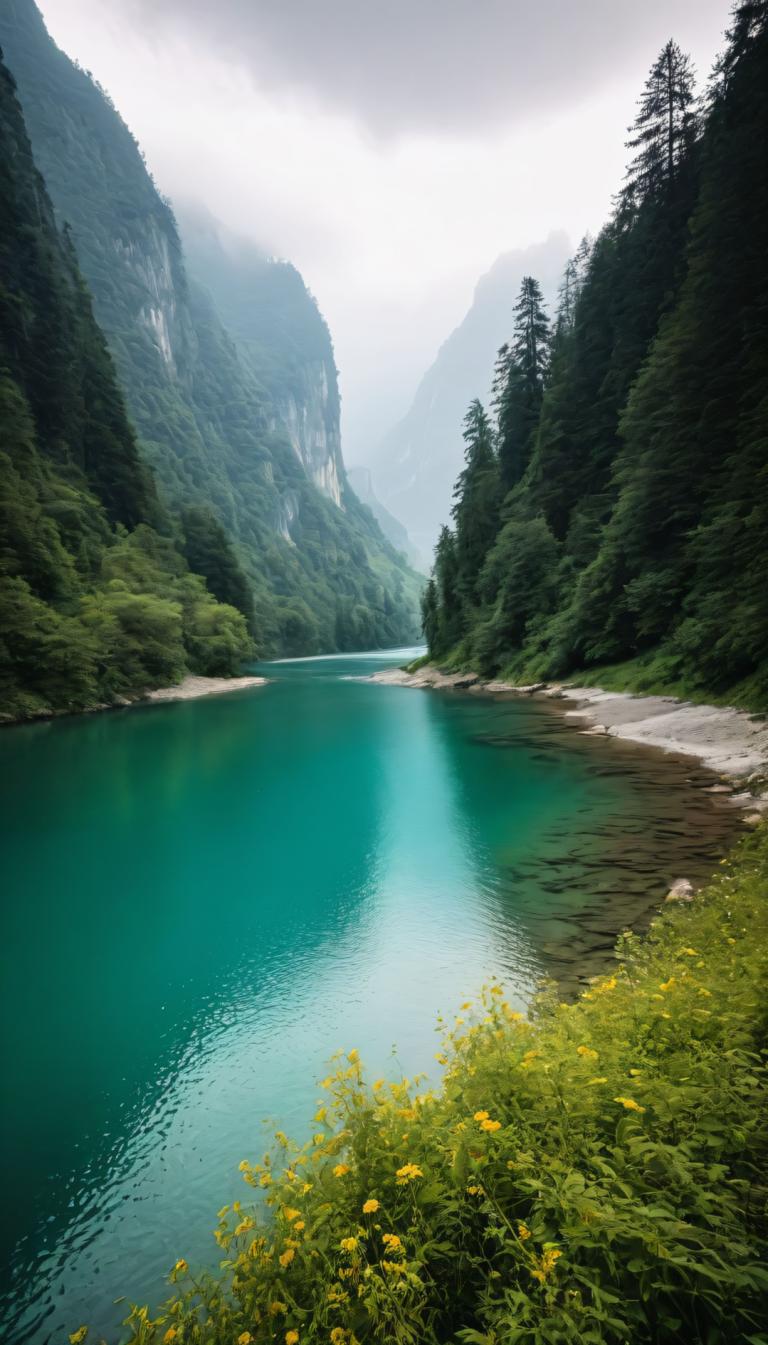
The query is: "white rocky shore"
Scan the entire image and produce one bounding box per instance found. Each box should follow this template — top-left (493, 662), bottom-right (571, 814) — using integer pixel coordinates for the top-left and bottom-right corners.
top-left (370, 665), bottom-right (768, 819)
top-left (145, 674), bottom-right (267, 703)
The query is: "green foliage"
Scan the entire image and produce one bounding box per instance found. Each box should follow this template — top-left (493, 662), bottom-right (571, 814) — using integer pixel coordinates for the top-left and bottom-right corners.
top-left (0, 0), bottom-right (422, 657)
top-left (0, 53), bottom-right (252, 719)
top-left (111, 828), bottom-right (768, 1345)
top-left (427, 9), bottom-right (768, 709)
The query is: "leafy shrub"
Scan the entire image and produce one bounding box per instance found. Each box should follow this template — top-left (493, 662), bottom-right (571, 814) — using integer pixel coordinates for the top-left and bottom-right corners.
top-left (115, 830), bottom-right (768, 1345)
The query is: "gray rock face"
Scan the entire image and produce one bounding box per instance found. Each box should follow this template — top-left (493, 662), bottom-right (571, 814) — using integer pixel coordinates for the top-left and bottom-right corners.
top-left (275, 362), bottom-right (343, 508)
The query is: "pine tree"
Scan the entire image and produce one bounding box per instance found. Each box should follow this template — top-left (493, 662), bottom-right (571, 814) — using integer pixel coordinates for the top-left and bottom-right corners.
top-left (452, 400), bottom-right (500, 608)
top-left (493, 277), bottom-right (551, 490)
top-left (624, 39), bottom-right (698, 203)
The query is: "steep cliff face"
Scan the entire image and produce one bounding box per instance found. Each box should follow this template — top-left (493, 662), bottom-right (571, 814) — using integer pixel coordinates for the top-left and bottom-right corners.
top-left (271, 361), bottom-right (343, 508)
top-left (0, 0), bottom-right (422, 652)
top-left (370, 234), bottom-right (571, 558)
top-left (179, 209), bottom-right (346, 509)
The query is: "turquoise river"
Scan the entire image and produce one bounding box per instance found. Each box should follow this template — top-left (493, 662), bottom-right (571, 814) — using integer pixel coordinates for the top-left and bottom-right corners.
top-left (0, 648), bottom-right (742, 1343)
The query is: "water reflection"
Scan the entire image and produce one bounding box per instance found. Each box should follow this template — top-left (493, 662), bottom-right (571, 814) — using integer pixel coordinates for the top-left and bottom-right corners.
top-left (0, 653), bottom-right (743, 1343)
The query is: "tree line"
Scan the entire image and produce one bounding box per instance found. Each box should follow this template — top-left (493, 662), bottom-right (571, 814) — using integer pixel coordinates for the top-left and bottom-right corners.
top-left (424, 3), bottom-right (768, 709)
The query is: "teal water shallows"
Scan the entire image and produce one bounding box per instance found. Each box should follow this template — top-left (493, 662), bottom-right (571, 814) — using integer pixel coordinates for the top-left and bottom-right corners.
top-left (0, 649), bottom-right (741, 1343)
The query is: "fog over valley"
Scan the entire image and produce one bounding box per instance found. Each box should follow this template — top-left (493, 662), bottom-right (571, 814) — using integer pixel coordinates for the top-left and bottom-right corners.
top-left (34, 0), bottom-right (729, 545)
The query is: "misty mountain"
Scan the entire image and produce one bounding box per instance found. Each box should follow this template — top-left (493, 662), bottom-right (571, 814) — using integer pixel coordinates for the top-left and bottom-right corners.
top-left (0, 0), bottom-right (421, 654)
top-left (369, 233), bottom-right (571, 559)
top-left (345, 467), bottom-right (422, 569)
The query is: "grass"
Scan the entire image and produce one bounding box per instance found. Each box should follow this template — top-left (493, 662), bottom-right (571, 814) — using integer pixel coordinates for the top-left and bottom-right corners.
top-left (112, 828), bottom-right (768, 1345)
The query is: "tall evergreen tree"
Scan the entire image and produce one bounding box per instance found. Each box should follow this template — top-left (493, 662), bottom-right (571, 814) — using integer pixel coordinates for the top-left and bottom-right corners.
top-left (452, 400), bottom-right (500, 608)
top-left (624, 39), bottom-right (698, 203)
top-left (493, 277), bottom-right (551, 490)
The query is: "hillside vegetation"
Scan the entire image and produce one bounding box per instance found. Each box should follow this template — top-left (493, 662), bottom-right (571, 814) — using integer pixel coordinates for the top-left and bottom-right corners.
top-left (0, 54), bottom-right (251, 720)
top-left (0, 0), bottom-right (421, 658)
top-left (423, 3), bottom-right (768, 710)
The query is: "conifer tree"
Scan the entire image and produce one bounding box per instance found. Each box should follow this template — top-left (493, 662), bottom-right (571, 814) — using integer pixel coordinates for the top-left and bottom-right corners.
top-left (452, 400), bottom-right (500, 608)
top-left (493, 277), bottom-right (551, 490)
top-left (624, 39), bottom-right (698, 203)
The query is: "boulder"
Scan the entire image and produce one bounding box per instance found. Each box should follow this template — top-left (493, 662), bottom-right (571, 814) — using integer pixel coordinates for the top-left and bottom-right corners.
top-left (665, 878), bottom-right (695, 903)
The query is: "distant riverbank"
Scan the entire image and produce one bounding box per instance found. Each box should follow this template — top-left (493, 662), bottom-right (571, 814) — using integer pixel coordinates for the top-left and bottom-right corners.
top-left (370, 665), bottom-right (768, 820)
top-left (144, 674), bottom-right (267, 703)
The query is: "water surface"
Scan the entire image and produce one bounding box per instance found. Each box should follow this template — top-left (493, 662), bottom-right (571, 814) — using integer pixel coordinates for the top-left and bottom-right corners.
top-left (0, 648), bottom-right (741, 1342)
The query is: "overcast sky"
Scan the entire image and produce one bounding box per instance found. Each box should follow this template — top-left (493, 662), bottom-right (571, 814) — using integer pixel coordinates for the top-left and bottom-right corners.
top-left (38, 0), bottom-right (731, 460)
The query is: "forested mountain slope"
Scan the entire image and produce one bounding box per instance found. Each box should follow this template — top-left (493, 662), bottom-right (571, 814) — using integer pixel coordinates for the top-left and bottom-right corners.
top-left (0, 0), bottom-right (421, 655)
top-left (179, 210), bottom-right (346, 508)
top-left (0, 51), bottom-right (252, 720)
top-left (369, 234), bottom-right (570, 558)
top-left (425, 5), bottom-right (768, 709)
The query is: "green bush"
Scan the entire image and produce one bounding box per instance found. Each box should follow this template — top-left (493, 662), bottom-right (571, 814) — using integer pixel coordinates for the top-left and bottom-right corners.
top-left (112, 829), bottom-right (768, 1345)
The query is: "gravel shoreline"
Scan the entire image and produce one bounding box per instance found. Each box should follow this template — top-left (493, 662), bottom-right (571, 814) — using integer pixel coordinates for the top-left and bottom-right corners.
top-left (144, 674), bottom-right (267, 703)
top-left (369, 665), bottom-right (768, 818)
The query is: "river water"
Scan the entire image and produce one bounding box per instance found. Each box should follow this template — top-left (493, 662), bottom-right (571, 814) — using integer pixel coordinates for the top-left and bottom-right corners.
top-left (0, 648), bottom-right (742, 1342)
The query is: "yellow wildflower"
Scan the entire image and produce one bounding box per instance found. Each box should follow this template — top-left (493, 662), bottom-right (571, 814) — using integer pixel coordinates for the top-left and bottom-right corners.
top-left (347, 1048), bottom-right (360, 1064)
top-left (259, 1172), bottom-right (272, 1187)
top-left (234, 1218), bottom-right (254, 1236)
top-left (680, 948), bottom-right (698, 956)
top-left (294, 1220), bottom-right (305, 1233)
top-left (382, 1232), bottom-right (403, 1253)
top-left (659, 977), bottom-right (675, 992)
top-left (698, 987), bottom-right (712, 997)
top-left (521, 1050), bottom-right (539, 1068)
top-left (269, 1301), bottom-right (287, 1315)
top-left (467, 1185), bottom-right (480, 1195)
top-left (629, 1068), bottom-right (643, 1076)
top-left (333, 1163), bottom-right (350, 1178)
top-left (382, 1259), bottom-right (406, 1275)
top-left (314, 1106), bottom-right (327, 1123)
top-left (340, 1236), bottom-right (358, 1253)
top-left (461, 1001), bottom-right (472, 1010)
top-left (283, 1208), bottom-right (301, 1222)
top-left (174, 1258), bottom-right (188, 1275)
top-left (238, 1335), bottom-right (253, 1345)
top-left (320, 1076), bottom-right (333, 1090)
top-left (490, 985), bottom-right (503, 996)
top-left (517, 1221), bottom-right (531, 1240)
top-left (286, 1332), bottom-right (299, 1345)
top-left (395, 1162), bottom-right (423, 1183)
top-left (480, 1118), bottom-right (501, 1132)
top-left (531, 1247), bottom-right (562, 1283)
top-left (434, 1053), bottom-right (448, 1066)
top-left (238, 1159), bottom-right (251, 1172)
top-left (331, 1331), bottom-right (347, 1345)
top-left (614, 1096), bottom-right (646, 1113)
top-left (372, 1079), bottom-right (384, 1092)
top-left (362, 1198), bottom-right (380, 1214)
top-left (279, 1248), bottom-right (295, 1268)
top-left (587, 1076), bottom-right (608, 1085)
top-left (69, 1331), bottom-right (88, 1345)
top-left (163, 1331), bottom-right (177, 1345)
top-left (473, 1110), bottom-right (489, 1121)
top-left (577, 1045), bottom-right (598, 1061)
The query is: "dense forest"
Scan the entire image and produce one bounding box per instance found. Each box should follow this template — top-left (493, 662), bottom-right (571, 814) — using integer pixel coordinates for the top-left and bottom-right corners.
top-left (0, 51), bottom-right (254, 720)
top-left (0, 0), bottom-right (421, 665)
top-left (424, 3), bottom-right (768, 709)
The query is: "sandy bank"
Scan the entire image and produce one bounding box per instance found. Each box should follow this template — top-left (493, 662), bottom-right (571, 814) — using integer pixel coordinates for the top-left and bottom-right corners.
top-left (369, 666), bottom-right (768, 811)
top-left (145, 674), bottom-right (267, 703)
